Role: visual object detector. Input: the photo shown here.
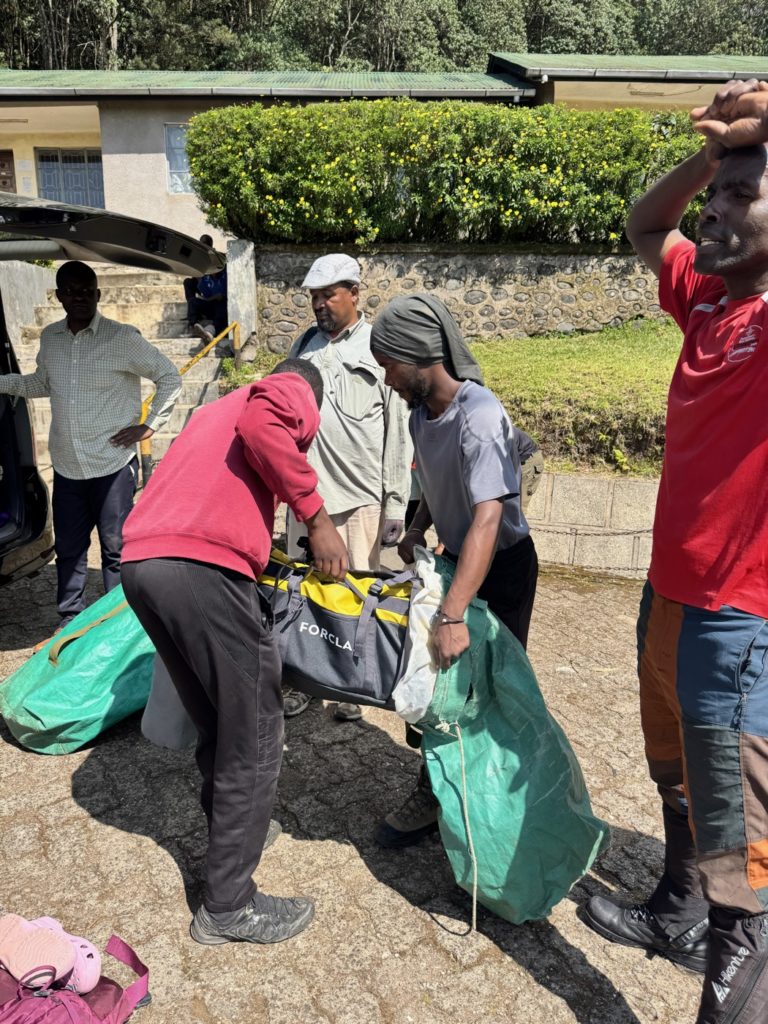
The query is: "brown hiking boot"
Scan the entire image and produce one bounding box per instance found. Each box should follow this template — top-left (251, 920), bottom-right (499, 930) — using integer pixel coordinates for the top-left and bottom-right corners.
top-left (374, 764), bottom-right (439, 849)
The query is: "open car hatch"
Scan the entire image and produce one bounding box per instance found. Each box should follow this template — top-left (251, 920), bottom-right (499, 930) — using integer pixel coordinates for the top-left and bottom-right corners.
top-left (0, 192), bottom-right (225, 276)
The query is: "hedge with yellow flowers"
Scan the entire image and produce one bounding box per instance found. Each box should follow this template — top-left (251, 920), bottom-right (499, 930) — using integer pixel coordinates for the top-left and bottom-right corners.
top-left (187, 99), bottom-right (700, 246)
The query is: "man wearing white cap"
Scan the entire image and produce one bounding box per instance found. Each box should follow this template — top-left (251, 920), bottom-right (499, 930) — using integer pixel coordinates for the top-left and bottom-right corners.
top-left (284, 253), bottom-right (412, 721)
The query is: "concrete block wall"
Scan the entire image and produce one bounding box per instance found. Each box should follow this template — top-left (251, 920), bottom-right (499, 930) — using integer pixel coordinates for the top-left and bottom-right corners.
top-left (526, 473), bottom-right (658, 577)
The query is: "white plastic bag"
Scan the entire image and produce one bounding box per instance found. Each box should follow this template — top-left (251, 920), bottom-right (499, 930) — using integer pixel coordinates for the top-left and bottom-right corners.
top-left (141, 655), bottom-right (197, 750)
top-left (391, 545), bottom-right (441, 722)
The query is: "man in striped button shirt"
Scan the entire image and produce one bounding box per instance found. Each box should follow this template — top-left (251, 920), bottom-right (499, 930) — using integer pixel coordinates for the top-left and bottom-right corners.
top-left (0, 260), bottom-right (181, 626)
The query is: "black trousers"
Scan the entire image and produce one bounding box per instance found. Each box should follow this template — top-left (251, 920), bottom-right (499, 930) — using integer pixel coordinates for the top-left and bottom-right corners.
top-left (52, 457), bottom-right (137, 622)
top-left (122, 557), bottom-right (283, 913)
top-left (455, 534), bottom-right (539, 650)
top-left (406, 535), bottom-right (539, 749)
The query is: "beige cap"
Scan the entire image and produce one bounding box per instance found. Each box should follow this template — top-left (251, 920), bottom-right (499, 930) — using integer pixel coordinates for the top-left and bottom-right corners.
top-left (301, 253), bottom-right (361, 289)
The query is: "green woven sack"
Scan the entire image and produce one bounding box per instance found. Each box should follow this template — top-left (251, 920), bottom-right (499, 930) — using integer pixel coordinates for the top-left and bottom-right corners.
top-left (419, 561), bottom-right (609, 925)
top-left (0, 584), bottom-right (154, 754)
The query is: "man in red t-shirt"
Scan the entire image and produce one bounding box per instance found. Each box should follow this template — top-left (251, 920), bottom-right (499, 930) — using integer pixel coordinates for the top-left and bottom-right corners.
top-left (582, 82), bottom-right (768, 1023)
top-left (121, 358), bottom-right (348, 948)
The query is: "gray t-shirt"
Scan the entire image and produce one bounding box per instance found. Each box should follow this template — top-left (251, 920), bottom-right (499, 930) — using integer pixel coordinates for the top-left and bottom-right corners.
top-left (410, 380), bottom-right (529, 555)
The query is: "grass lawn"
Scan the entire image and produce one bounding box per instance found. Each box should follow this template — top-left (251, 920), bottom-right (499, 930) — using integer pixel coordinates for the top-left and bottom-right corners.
top-left (222, 317), bottom-right (682, 476)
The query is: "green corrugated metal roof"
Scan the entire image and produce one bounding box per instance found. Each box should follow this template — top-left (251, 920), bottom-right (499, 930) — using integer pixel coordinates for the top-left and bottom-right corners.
top-left (488, 52), bottom-right (768, 82)
top-left (0, 69), bottom-right (534, 99)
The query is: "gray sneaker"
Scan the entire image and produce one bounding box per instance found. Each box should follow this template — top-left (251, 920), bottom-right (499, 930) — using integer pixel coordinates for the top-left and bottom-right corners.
top-left (192, 322), bottom-right (214, 345)
top-left (283, 688), bottom-right (313, 718)
top-left (334, 701), bottom-right (362, 721)
top-left (190, 890), bottom-right (315, 945)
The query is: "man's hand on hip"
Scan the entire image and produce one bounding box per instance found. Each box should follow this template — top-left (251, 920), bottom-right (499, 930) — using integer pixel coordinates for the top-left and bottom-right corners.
top-left (381, 518), bottom-right (404, 547)
top-left (110, 424), bottom-right (154, 448)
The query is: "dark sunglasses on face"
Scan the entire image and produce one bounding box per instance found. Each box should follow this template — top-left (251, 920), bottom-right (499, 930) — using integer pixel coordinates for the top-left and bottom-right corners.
top-left (59, 285), bottom-right (97, 298)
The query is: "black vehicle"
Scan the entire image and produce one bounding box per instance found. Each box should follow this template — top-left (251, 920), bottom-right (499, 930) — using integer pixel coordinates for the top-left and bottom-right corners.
top-left (0, 192), bottom-right (223, 587)
top-left (0, 296), bottom-right (53, 585)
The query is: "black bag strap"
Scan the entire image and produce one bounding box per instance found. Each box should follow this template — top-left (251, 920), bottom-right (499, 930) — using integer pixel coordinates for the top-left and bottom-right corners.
top-left (295, 324), bottom-right (320, 357)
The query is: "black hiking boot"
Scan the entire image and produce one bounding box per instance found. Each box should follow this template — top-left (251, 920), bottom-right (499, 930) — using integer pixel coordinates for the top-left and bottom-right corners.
top-left (582, 892), bottom-right (709, 972)
top-left (695, 908), bottom-right (768, 1023)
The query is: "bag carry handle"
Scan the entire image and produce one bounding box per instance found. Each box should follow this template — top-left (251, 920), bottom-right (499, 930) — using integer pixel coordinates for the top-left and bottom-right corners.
top-left (347, 569), bottom-right (418, 660)
top-left (48, 602), bottom-right (129, 667)
top-left (0, 971), bottom-right (84, 1024)
top-left (104, 935), bottom-right (149, 1019)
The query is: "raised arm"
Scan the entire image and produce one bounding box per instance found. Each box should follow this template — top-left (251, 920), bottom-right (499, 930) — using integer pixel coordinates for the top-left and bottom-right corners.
top-left (629, 79), bottom-right (768, 277)
top-left (626, 149), bottom-right (719, 278)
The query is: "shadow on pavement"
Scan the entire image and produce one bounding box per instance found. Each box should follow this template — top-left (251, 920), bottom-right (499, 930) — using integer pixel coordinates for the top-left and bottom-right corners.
top-left (0, 566), bottom-right (107, 652)
top-left (70, 699), bottom-right (664, 1023)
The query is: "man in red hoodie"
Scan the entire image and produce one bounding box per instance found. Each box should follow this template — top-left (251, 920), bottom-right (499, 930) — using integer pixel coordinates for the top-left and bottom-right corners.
top-left (121, 358), bottom-right (348, 946)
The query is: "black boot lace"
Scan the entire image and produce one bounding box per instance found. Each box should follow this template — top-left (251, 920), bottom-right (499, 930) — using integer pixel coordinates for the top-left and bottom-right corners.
top-left (629, 904), bottom-right (652, 924)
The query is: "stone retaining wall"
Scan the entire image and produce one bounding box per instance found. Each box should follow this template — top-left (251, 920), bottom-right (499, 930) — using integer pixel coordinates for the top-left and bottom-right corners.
top-left (250, 247), bottom-right (663, 351)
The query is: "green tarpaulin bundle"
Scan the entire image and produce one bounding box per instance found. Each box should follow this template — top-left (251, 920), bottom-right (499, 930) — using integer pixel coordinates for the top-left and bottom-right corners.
top-left (0, 584), bottom-right (154, 754)
top-left (419, 558), bottom-right (609, 925)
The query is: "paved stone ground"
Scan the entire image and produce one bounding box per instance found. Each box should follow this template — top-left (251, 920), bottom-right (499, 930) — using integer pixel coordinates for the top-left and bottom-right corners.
top-left (0, 559), bottom-right (703, 1024)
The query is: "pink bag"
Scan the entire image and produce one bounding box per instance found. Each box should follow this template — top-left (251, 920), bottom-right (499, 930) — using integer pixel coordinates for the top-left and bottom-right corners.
top-left (0, 936), bottom-right (149, 1023)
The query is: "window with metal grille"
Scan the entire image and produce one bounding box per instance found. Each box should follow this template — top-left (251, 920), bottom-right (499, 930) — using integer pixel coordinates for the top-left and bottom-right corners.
top-left (35, 149), bottom-right (105, 208)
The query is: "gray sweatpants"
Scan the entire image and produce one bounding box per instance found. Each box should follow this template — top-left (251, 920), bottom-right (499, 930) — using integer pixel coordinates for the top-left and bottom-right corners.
top-left (122, 557), bottom-right (283, 913)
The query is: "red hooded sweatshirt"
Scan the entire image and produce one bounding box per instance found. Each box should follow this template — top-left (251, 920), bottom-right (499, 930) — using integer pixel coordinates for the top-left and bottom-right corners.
top-left (121, 372), bottom-right (323, 579)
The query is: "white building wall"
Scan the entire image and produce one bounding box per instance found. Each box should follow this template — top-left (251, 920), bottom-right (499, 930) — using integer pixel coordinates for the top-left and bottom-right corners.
top-left (98, 98), bottom-right (231, 248)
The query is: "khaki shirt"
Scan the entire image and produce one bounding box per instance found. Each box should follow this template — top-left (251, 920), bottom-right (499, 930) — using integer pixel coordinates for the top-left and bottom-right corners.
top-left (290, 315), bottom-right (411, 518)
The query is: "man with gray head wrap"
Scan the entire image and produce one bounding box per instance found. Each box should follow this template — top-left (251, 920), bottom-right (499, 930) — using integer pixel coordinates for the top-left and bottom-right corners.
top-left (370, 295), bottom-right (539, 849)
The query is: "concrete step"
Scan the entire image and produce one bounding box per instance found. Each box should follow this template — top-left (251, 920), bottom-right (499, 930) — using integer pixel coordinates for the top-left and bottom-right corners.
top-left (13, 340), bottom-right (224, 386)
top-left (141, 377), bottom-right (221, 405)
top-left (91, 270), bottom-right (187, 288)
top-left (22, 317), bottom-right (195, 342)
top-left (147, 337), bottom-right (233, 360)
top-left (149, 433), bottom-right (178, 461)
top-left (165, 403), bottom-right (200, 434)
top-left (179, 378), bottom-right (220, 404)
top-left (32, 392), bottom-right (215, 445)
top-left (45, 284), bottom-right (188, 306)
top-left (35, 301), bottom-right (189, 329)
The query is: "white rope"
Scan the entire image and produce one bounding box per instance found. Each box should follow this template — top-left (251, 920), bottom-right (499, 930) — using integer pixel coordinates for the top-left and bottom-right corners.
top-left (436, 719), bottom-right (478, 932)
